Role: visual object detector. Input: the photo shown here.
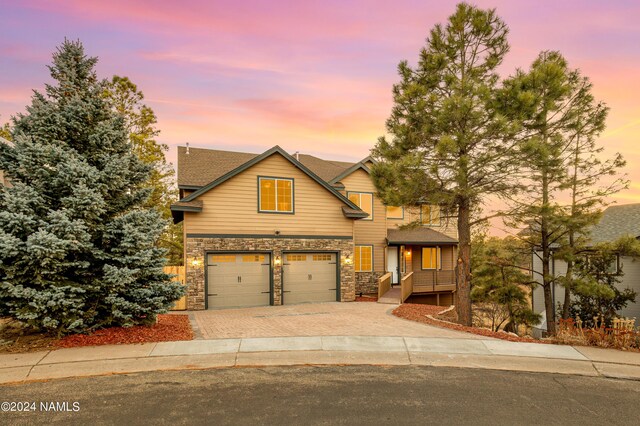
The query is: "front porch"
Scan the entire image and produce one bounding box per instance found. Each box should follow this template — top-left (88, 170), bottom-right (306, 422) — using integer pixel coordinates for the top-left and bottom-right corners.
top-left (379, 227), bottom-right (458, 305)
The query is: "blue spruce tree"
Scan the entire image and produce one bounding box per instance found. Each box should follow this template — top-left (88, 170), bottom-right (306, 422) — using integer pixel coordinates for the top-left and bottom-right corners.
top-left (0, 40), bottom-right (183, 334)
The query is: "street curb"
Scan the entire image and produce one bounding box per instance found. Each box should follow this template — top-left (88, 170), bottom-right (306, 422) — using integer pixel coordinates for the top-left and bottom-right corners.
top-left (1, 335), bottom-right (639, 385)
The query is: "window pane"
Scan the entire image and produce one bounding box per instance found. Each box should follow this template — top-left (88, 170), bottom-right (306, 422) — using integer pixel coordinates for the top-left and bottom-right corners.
top-left (421, 205), bottom-right (430, 225)
top-left (431, 205), bottom-right (440, 224)
top-left (421, 205), bottom-right (440, 225)
top-left (361, 193), bottom-right (373, 217)
top-left (286, 254), bottom-right (307, 262)
top-left (277, 179), bottom-right (293, 212)
top-left (387, 206), bottom-right (403, 219)
top-left (260, 179), bottom-right (276, 211)
top-left (313, 254), bottom-right (332, 261)
top-left (362, 246), bottom-right (372, 271)
top-left (242, 255), bottom-right (265, 263)
top-left (355, 246), bottom-right (372, 272)
top-left (422, 248), bottom-right (438, 269)
top-left (210, 254), bottom-right (236, 263)
top-left (348, 193), bottom-right (360, 205)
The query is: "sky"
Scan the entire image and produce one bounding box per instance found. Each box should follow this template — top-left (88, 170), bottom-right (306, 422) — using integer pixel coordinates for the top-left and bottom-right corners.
top-left (1, 0), bottom-right (639, 233)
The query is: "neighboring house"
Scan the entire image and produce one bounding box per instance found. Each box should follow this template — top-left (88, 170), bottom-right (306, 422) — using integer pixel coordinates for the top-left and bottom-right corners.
top-left (171, 145), bottom-right (459, 310)
top-left (531, 204), bottom-right (640, 333)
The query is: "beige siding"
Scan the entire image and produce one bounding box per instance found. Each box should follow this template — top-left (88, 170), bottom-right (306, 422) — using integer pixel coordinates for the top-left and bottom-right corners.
top-left (184, 153), bottom-right (354, 236)
top-left (341, 169), bottom-right (386, 272)
top-left (389, 206), bottom-right (458, 239)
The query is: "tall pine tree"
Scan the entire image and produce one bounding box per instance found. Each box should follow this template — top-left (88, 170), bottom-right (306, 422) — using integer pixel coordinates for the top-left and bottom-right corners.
top-left (501, 51), bottom-right (626, 333)
top-left (371, 3), bottom-right (517, 325)
top-left (0, 40), bottom-right (183, 334)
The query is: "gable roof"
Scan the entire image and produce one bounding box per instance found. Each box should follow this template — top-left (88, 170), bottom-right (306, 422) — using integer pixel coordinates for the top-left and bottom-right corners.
top-left (177, 146), bottom-right (257, 188)
top-left (176, 146), bottom-right (374, 189)
top-left (296, 154), bottom-right (354, 182)
top-left (590, 204), bottom-right (640, 244)
top-left (329, 162), bottom-right (371, 184)
top-left (180, 146), bottom-right (362, 212)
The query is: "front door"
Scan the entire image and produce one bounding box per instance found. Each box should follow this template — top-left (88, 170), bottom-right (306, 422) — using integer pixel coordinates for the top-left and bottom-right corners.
top-left (387, 247), bottom-right (399, 284)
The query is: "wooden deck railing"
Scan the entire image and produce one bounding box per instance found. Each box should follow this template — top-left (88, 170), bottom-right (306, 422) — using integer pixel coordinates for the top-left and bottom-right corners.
top-left (400, 272), bottom-right (414, 303)
top-left (377, 272), bottom-right (393, 299)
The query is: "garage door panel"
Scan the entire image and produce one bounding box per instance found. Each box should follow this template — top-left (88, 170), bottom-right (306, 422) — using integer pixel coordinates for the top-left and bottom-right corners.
top-left (207, 253), bottom-right (271, 309)
top-left (283, 253), bottom-right (337, 304)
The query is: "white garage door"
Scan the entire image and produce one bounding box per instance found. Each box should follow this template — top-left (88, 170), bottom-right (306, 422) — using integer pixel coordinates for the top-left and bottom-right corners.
top-left (283, 253), bottom-right (338, 304)
top-left (206, 253), bottom-right (271, 309)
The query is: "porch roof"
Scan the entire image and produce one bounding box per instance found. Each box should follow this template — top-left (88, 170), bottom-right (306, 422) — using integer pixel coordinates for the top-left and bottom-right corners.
top-left (387, 228), bottom-right (458, 245)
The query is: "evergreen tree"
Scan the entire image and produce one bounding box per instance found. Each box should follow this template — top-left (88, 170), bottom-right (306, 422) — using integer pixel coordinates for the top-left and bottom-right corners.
top-left (555, 86), bottom-right (626, 319)
top-left (569, 237), bottom-right (639, 327)
top-left (104, 76), bottom-right (183, 265)
top-left (0, 40), bottom-right (183, 335)
top-left (471, 236), bottom-right (540, 334)
top-left (501, 51), bottom-right (626, 334)
top-left (371, 3), bottom-right (517, 325)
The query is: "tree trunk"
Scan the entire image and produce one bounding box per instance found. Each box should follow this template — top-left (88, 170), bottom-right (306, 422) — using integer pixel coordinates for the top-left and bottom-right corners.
top-left (562, 259), bottom-right (573, 319)
top-left (541, 170), bottom-right (556, 335)
top-left (455, 203), bottom-right (472, 326)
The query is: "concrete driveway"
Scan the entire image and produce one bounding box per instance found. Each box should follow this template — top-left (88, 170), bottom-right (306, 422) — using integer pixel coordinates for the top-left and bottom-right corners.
top-left (189, 302), bottom-right (487, 340)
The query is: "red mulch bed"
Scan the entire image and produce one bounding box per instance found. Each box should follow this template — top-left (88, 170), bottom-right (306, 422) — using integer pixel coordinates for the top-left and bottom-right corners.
top-left (57, 314), bottom-right (193, 349)
top-left (393, 304), bottom-right (541, 343)
top-left (355, 295), bottom-right (378, 302)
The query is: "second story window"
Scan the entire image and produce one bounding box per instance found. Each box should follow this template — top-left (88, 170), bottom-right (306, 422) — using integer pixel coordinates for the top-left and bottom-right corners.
top-left (348, 192), bottom-right (373, 220)
top-left (259, 177), bottom-right (293, 213)
top-left (421, 204), bottom-right (441, 226)
top-left (386, 206), bottom-right (403, 219)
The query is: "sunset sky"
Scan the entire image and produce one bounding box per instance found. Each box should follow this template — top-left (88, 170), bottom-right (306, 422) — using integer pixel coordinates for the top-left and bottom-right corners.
top-left (1, 1), bottom-right (639, 233)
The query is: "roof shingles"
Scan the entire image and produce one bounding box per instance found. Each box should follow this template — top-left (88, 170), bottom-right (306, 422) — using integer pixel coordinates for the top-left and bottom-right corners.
top-left (590, 204), bottom-right (640, 244)
top-left (177, 146), bottom-right (356, 188)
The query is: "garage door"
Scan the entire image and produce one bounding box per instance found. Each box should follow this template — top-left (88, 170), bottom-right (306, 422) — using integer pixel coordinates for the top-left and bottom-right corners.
top-left (283, 253), bottom-right (338, 304)
top-left (206, 253), bottom-right (271, 309)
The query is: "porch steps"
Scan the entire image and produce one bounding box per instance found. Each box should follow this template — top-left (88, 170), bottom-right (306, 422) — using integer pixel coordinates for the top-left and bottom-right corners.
top-left (377, 287), bottom-right (401, 304)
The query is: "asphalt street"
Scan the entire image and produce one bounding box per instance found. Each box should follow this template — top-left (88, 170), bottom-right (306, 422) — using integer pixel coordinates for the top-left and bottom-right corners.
top-left (1, 365), bottom-right (639, 425)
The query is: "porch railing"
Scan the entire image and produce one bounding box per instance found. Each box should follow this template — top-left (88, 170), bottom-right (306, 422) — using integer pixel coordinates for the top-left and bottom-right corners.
top-left (377, 272), bottom-right (392, 300)
top-left (400, 272), bottom-right (413, 303)
top-left (412, 269), bottom-right (456, 293)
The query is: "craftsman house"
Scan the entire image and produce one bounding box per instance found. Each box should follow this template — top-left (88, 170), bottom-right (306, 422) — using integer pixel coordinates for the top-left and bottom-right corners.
top-left (171, 145), bottom-right (458, 310)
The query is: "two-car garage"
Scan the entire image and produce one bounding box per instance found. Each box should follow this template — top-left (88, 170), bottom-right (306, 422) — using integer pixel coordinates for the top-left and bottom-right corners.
top-left (206, 252), bottom-right (339, 309)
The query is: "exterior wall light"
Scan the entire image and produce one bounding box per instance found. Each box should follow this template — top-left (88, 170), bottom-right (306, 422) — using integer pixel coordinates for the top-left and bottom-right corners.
top-left (274, 255), bottom-right (282, 267)
top-left (191, 258), bottom-right (202, 267)
top-left (343, 255), bottom-right (352, 265)
top-left (405, 249), bottom-right (412, 260)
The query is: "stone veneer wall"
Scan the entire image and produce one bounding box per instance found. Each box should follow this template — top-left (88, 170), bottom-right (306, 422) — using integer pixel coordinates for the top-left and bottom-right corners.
top-left (355, 271), bottom-right (385, 296)
top-left (185, 237), bottom-right (355, 310)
